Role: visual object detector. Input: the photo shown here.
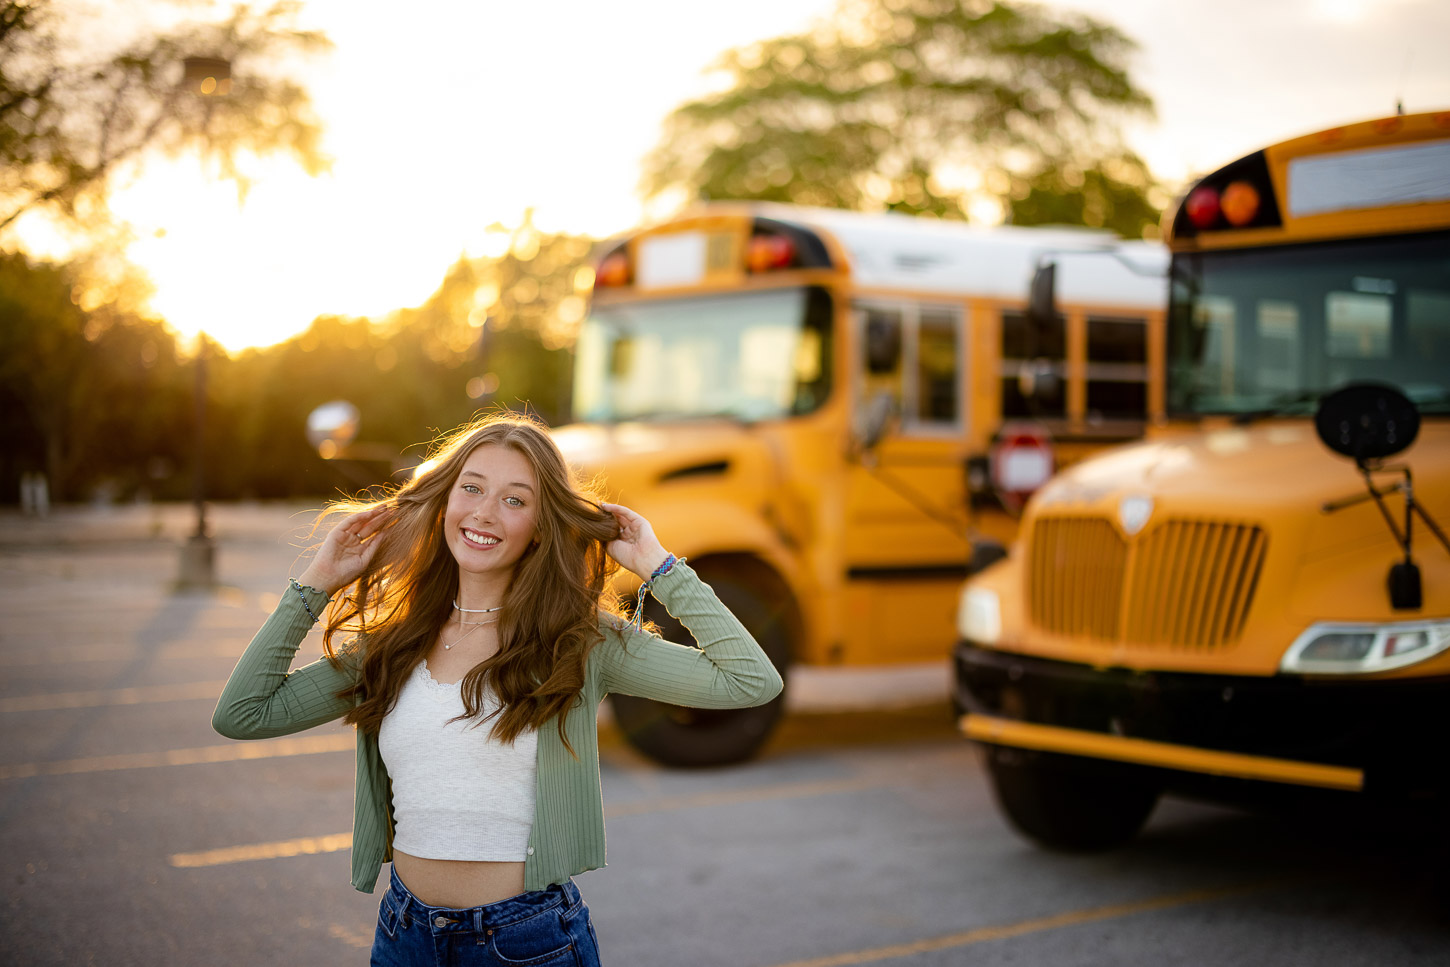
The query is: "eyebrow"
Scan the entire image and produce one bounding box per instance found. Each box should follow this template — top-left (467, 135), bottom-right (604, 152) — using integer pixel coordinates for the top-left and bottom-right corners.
top-left (460, 470), bottom-right (535, 493)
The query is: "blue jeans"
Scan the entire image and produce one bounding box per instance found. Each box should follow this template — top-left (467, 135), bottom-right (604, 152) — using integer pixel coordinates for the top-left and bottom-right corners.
top-left (370, 866), bottom-right (601, 966)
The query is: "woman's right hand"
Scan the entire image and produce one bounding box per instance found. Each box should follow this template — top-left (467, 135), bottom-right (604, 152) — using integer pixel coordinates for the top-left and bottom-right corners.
top-left (295, 505), bottom-right (391, 596)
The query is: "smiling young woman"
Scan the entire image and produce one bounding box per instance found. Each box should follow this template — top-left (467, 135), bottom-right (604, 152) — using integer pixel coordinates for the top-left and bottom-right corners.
top-left (211, 412), bottom-right (783, 966)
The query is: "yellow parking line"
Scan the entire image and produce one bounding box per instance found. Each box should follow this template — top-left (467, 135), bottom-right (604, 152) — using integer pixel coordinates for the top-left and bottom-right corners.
top-left (0, 680), bottom-right (230, 713)
top-left (0, 732), bottom-right (353, 779)
top-left (766, 881), bottom-right (1273, 967)
top-left (171, 832), bottom-right (354, 868)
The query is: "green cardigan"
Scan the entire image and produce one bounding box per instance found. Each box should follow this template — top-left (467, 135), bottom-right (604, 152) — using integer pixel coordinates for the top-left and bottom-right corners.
top-left (212, 562), bottom-right (783, 893)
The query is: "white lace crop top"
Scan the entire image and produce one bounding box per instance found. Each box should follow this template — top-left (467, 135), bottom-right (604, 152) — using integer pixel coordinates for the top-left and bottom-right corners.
top-left (377, 661), bottom-right (538, 861)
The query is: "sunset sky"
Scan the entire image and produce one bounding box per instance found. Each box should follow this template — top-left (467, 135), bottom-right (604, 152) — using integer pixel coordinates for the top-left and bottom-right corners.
top-left (31, 0), bottom-right (1450, 352)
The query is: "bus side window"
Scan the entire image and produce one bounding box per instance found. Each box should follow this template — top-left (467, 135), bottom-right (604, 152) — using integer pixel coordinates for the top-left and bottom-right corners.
top-left (1085, 315), bottom-right (1148, 423)
top-left (917, 307), bottom-right (960, 424)
top-left (1000, 309), bottom-right (1066, 419)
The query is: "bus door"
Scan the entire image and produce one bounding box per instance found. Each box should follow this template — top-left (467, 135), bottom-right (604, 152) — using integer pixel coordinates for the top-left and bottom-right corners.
top-left (842, 299), bottom-right (971, 662)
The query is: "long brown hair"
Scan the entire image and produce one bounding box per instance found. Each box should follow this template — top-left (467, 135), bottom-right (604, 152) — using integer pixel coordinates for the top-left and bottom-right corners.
top-left (321, 412), bottom-right (621, 754)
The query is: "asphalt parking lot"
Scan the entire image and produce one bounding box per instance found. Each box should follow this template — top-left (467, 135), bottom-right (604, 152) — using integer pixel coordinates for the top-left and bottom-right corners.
top-left (2, 503), bottom-right (1447, 966)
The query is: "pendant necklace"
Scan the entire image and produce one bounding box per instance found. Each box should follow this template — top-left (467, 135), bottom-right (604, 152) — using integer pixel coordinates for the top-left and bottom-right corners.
top-left (445, 600), bottom-right (503, 650)
top-left (444, 612), bottom-right (499, 650)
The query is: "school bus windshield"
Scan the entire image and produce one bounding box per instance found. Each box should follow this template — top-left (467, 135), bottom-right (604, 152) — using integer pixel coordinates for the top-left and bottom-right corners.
top-left (572, 286), bottom-right (833, 423)
top-left (1168, 229), bottom-right (1450, 416)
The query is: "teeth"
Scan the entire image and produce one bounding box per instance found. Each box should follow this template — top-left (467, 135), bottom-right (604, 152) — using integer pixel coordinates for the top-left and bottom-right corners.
top-left (464, 532), bottom-right (499, 546)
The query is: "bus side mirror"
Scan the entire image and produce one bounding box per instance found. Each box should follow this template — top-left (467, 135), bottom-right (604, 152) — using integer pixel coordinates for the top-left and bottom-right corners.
top-left (1027, 263), bottom-right (1057, 338)
top-left (1016, 359), bottom-right (1061, 402)
top-left (1020, 263), bottom-right (1060, 402)
top-left (859, 392), bottom-right (897, 452)
top-left (1316, 383), bottom-right (1447, 611)
top-left (1314, 383), bottom-right (1419, 463)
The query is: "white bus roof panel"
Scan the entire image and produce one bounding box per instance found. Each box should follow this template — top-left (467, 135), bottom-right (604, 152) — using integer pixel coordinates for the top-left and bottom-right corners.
top-left (749, 204), bottom-right (1168, 310)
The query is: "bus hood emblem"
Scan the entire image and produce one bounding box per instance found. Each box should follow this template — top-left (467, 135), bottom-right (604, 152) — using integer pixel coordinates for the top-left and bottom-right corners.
top-left (1118, 495), bottom-right (1154, 536)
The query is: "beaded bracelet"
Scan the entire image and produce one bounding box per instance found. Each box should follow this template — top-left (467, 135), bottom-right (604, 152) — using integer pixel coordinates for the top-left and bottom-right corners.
top-left (290, 577), bottom-right (321, 623)
top-left (630, 553), bottom-right (681, 631)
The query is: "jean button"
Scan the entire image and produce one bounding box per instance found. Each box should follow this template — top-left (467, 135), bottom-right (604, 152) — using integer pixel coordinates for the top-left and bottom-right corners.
top-left (434, 916), bottom-right (449, 928)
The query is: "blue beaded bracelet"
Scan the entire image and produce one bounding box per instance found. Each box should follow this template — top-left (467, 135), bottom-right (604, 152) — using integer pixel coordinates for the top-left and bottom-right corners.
top-left (630, 554), bottom-right (681, 631)
top-left (291, 578), bottom-right (321, 623)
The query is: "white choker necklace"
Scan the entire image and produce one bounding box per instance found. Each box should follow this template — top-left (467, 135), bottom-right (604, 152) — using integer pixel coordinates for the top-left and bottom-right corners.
top-left (453, 600), bottom-right (503, 614)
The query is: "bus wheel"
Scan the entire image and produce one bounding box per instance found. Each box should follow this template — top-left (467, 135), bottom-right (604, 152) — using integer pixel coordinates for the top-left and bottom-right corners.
top-left (983, 745), bottom-right (1159, 851)
top-left (608, 570), bottom-right (790, 768)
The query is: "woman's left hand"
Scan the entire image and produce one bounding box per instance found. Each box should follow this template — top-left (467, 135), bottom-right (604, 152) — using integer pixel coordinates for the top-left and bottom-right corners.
top-left (601, 502), bottom-right (670, 580)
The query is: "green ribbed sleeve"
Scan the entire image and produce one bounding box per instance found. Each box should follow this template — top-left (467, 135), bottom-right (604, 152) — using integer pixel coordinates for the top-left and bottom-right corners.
top-left (595, 561), bottom-right (784, 707)
top-left (211, 582), bottom-right (354, 739)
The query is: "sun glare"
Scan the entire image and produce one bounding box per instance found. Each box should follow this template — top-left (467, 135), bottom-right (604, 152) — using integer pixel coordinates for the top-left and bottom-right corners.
top-left (70, 0), bottom-right (837, 354)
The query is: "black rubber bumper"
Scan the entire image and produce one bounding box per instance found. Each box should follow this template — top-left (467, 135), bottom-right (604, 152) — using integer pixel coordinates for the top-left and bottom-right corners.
top-left (954, 639), bottom-right (1450, 798)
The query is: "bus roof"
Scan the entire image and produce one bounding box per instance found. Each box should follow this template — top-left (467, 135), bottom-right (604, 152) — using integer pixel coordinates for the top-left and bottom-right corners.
top-left (677, 202), bottom-right (1168, 310)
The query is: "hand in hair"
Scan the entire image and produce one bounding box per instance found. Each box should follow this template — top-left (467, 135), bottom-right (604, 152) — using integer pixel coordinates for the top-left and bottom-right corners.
top-left (296, 505), bottom-right (392, 596)
top-left (600, 502), bottom-right (671, 581)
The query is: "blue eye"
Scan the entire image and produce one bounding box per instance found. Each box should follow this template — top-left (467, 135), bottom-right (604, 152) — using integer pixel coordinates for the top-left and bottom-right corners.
top-left (505, 496), bottom-right (525, 507)
top-left (462, 484), bottom-right (481, 494)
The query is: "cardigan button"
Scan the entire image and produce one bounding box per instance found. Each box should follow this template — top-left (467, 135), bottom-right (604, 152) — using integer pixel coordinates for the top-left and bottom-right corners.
top-left (526, 846), bottom-right (535, 855)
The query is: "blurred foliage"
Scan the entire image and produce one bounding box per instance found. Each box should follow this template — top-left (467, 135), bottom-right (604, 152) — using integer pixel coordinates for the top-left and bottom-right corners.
top-left (1008, 152), bottom-right (1164, 235)
top-left (643, 0), bottom-right (1165, 237)
top-left (0, 0), bottom-right (329, 236)
top-left (0, 249), bottom-right (192, 502)
top-left (0, 214), bottom-right (598, 504)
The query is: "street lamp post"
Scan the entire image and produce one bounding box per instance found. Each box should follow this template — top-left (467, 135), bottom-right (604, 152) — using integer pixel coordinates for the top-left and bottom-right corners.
top-left (174, 56), bottom-right (230, 591)
top-left (177, 333), bottom-right (215, 588)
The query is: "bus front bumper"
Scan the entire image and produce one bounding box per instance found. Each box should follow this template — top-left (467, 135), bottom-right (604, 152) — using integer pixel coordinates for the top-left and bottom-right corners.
top-left (954, 640), bottom-right (1450, 797)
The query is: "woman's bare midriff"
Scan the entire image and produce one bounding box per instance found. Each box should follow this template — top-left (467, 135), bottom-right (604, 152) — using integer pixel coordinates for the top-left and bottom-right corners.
top-left (391, 850), bottom-right (528, 908)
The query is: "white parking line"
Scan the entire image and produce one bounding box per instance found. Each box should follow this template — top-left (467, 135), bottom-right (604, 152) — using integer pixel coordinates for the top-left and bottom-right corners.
top-left (0, 681), bottom-right (230, 713)
top-left (0, 732), bottom-right (353, 779)
top-left (0, 643), bottom-right (249, 666)
top-left (169, 775), bottom-right (899, 870)
top-left (171, 832), bottom-right (355, 868)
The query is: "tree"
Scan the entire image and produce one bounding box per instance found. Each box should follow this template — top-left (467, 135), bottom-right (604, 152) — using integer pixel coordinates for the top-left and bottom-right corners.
top-left (643, 0), bottom-right (1163, 237)
top-left (0, 0), bottom-right (329, 235)
top-left (0, 250), bottom-right (190, 501)
top-left (1008, 151), bottom-right (1166, 235)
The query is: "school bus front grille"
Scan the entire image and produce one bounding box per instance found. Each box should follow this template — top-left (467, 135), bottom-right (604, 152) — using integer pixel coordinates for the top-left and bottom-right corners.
top-left (1028, 517), bottom-right (1128, 641)
top-left (1028, 516), bottom-right (1268, 650)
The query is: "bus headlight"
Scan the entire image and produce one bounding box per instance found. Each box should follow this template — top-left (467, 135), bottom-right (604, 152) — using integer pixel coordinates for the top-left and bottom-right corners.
top-left (959, 587), bottom-right (1001, 645)
top-left (1281, 619), bottom-right (1450, 674)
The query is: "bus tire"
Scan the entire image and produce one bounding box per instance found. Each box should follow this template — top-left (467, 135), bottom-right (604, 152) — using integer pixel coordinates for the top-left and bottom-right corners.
top-left (982, 744), bottom-right (1160, 851)
top-left (608, 569), bottom-right (791, 768)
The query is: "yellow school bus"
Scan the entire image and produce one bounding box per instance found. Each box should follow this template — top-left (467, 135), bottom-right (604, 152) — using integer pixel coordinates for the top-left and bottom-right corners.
top-left (555, 202), bottom-right (1167, 765)
top-left (955, 111), bottom-right (1450, 847)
